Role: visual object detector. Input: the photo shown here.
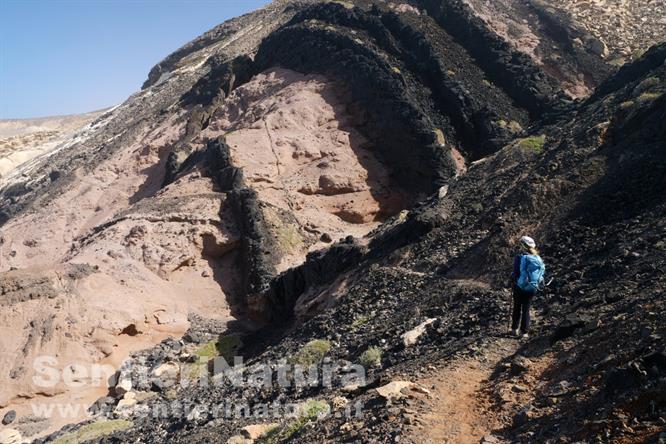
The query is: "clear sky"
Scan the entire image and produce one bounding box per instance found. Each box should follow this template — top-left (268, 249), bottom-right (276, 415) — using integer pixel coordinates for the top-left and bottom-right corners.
top-left (0, 0), bottom-right (271, 119)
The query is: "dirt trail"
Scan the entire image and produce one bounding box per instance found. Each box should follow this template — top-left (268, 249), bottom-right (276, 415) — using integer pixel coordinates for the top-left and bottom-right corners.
top-left (407, 326), bottom-right (563, 444)
top-left (420, 365), bottom-right (496, 442)
top-left (406, 340), bottom-right (513, 444)
top-left (408, 337), bottom-right (548, 444)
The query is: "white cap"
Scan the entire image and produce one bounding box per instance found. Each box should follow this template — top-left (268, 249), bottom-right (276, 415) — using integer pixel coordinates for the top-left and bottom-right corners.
top-left (520, 235), bottom-right (536, 249)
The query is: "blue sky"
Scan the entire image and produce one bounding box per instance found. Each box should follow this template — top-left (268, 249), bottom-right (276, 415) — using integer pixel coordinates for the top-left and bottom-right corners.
top-left (0, 0), bottom-right (270, 119)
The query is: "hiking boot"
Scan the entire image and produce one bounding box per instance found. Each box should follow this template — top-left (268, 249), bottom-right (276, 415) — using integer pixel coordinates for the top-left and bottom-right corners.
top-left (511, 329), bottom-right (520, 337)
top-left (521, 333), bottom-right (529, 339)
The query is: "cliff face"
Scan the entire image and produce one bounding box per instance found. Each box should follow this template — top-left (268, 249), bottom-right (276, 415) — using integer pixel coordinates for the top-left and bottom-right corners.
top-left (0, 1), bottom-right (664, 443)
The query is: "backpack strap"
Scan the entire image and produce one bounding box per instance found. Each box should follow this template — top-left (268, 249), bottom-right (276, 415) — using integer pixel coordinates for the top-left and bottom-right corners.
top-left (517, 254), bottom-right (527, 288)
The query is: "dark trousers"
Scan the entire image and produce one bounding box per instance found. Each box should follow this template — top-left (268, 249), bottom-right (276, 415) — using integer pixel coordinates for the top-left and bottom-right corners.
top-left (511, 286), bottom-right (534, 332)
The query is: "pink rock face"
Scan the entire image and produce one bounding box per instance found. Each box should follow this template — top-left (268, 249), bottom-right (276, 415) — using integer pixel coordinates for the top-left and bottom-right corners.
top-left (204, 68), bottom-right (412, 270)
top-left (0, 68), bottom-right (410, 436)
top-left (0, 111), bottom-right (236, 434)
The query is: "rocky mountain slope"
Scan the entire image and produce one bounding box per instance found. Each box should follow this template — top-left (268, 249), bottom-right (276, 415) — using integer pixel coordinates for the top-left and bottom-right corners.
top-left (0, 1), bottom-right (664, 443)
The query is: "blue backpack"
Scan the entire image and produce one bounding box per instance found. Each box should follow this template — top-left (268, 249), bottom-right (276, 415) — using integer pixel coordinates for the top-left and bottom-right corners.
top-left (517, 254), bottom-right (546, 293)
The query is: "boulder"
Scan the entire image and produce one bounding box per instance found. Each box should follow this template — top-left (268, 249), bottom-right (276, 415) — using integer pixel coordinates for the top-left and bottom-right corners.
top-left (151, 362), bottom-right (180, 390)
top-left (317, 174), bottom-right (358, 196)
top-left (152, 362), bottom-right (180, 378)
top-left (605, 364), bottom-right (644, 395)
top-left (114, 391), bottom-right (138, 414)
top-left (89, 396), bottom-right (115, 415)
top-left (2, 410), bottom-right (16, 425)
top-left (114, 375), bottom-right (133, 396)
top-left (550, 314), bottom-right (591, 343)
top-left (402, 318), bottom-right (437, 347)
top-left (642, 350), bottom-right (666, 373)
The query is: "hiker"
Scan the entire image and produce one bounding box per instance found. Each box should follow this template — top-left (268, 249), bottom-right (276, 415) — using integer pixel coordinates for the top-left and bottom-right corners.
top-left (509, 236), bottom-right (546, 338)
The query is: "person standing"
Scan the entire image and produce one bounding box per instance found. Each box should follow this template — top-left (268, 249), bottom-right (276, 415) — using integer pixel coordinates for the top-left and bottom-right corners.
top-left (510, 236), bottom-right (546, 338)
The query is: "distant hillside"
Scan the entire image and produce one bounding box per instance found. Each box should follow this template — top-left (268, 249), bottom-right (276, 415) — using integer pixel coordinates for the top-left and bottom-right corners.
top-left (0, 110), bottom-right (105, 177)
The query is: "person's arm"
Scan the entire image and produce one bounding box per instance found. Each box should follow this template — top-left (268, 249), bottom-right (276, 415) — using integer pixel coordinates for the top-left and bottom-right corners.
top-left (507, 255), bottom-right (517, 287)
top-left (511, 255), bottom-right (521, 281)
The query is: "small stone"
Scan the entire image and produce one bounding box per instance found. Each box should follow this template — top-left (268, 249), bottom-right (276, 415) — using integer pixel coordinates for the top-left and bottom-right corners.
top-left (512, 384), bottom-right (528, 393)
top-left (179, 352), bottom-right (197, 363)
top-left (187, 406), bottom-right (207, 422)
top-left (402, 319), bottom-right (437, 347)
top-left (320, 233), bottom-right (333, 243)
top-left (411, 385), bottom-right (431, 395)
top-left (332, 396), bottom-right (348, 410)
top-left (342, 384), bottom-right (361, 393)
top-left (514, 405), bottom-right (534, 425)
top-left (510, 356), bottom-right (532, 375)
top-left (241, 423), bottom-right (278, 440)
top-left (587, 37), bottom-right (609, 58)
top-left (376, 381), bottom-right (415, 400)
